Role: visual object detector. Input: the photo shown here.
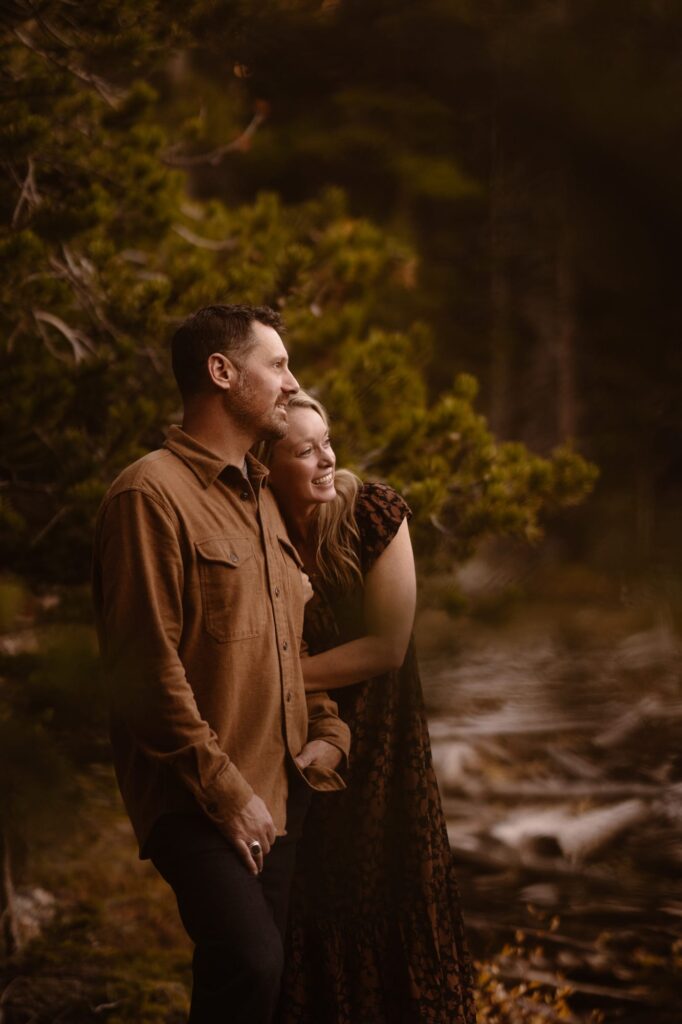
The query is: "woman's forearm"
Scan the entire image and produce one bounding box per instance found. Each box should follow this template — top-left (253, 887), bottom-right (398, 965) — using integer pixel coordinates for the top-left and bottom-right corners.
top-left (302, 634), bottom-right (408, 692)
top-left (303, 518), bottom-right (416, 693)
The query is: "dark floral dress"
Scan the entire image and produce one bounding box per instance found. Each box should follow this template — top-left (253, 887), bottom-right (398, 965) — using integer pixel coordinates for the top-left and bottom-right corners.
top-left (278, 483), bottom-right (477, 1024)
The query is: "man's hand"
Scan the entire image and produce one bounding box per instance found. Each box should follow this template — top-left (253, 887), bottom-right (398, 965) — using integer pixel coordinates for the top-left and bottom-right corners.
top-left (294, 739), bottom-right (343, 772)
top-left (222, 794), bottom-right (277, 876)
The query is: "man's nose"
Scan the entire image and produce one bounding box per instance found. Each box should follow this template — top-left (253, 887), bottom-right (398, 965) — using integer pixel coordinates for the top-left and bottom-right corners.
top-left (283, 368), bottom-right (299, 394)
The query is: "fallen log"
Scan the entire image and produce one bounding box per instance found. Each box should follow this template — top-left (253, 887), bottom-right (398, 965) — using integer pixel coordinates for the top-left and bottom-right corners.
top-left (490, 799), bottom-right (651, 863)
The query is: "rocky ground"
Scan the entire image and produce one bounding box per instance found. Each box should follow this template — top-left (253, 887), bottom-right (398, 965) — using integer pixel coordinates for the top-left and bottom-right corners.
top-left (1, 568), bottom-right (680, 1023)
top-left (418, 579), bottom-right (682, 1023)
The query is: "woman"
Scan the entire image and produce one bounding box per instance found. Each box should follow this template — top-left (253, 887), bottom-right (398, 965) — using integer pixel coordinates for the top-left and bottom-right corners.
top-left (263, 391), bottom-right (476, 1024)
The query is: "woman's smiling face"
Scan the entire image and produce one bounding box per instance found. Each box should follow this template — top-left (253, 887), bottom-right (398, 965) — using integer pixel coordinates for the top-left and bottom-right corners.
top-left (268, 405), bottom-right (337, 512)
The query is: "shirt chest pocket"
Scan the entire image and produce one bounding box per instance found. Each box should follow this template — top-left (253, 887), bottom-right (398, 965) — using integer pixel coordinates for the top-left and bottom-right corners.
top-left (196, 536), bottom-right (265, 643)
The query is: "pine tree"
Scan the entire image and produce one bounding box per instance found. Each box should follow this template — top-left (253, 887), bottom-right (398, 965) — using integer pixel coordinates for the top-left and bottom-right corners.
top-left (1, 1), bottom-right (596, 585)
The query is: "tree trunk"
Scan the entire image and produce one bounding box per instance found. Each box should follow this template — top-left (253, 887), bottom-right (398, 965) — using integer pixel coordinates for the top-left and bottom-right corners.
top-left (635, 465), bottom-right (654, 564)
top-left (555, 171), bottom-right (577, 441)
top-left (489, 96), bottom-right (512, 438)
top-left (0, 827), bottom-right (19, 957)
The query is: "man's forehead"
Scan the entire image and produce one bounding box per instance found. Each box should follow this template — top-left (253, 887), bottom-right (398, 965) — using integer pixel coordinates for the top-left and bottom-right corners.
top-left (249, 321), bottom-right (288, 359)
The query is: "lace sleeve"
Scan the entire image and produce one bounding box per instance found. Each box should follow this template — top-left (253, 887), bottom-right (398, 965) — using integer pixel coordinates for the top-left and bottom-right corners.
top-left (355, 482), bottom-right (412, 575)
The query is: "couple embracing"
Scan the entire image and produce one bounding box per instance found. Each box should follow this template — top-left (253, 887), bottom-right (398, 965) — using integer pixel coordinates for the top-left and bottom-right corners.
top-left (92, 304), bottom-right (476, 1024)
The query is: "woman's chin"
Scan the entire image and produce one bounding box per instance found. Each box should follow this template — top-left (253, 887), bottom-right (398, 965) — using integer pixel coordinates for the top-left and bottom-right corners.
top-left (312, 483), bottom-right (337, 503)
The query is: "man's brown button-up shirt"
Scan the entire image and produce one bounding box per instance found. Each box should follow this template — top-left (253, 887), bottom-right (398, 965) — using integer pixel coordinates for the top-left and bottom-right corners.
top-left (92, 426), bottom-right (350, 855)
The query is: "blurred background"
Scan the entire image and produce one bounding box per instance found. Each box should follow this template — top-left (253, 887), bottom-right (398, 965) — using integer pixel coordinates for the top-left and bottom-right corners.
top-left (1, 2), bottom-right (680, 1021)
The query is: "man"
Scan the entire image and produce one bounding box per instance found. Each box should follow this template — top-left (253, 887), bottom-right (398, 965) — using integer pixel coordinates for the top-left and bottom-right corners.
top-left (92, 305), bottom-right (350, 1023)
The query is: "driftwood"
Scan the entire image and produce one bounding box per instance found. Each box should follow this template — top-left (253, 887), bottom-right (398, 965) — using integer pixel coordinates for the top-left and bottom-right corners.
top-left (490, 799), bottom-right (651, 863)
top-left (547, 747), bottom-right (603, 780)
top-left (594, 696), bottom-right (682, 750)
top-left (449, 837), bottom-right (611, 881)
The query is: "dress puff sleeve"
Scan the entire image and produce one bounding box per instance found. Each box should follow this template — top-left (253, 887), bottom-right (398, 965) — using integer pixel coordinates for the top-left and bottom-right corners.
top-left (355, 481), bottom-right (412, 575)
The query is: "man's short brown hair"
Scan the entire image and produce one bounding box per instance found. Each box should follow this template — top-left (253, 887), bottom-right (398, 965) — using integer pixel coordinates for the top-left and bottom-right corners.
top-left (171, 304), bottom-right (284, 397)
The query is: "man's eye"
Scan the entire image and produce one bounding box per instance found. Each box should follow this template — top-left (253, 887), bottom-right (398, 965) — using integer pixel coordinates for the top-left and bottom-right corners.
top-left (298, 448), bottom-right (312, 457)
top-left (323, 438), bottom-right (332, 447)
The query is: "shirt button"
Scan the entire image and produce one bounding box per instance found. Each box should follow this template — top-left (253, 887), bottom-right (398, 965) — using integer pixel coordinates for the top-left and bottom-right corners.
top-left (274, 586), bottom-right (280, 597)
top-left (282, 639), bottom-right (288, 651)
top-left (230, 553), bottom-right (238, 563)
top-left (240, 490), bottom-right (249, 501)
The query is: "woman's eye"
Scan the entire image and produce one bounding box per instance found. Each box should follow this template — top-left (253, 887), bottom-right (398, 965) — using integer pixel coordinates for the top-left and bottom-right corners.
top-left (323, 438), bottom-right (332, 447)
top-left (298, 448), bottom-right (312, 457)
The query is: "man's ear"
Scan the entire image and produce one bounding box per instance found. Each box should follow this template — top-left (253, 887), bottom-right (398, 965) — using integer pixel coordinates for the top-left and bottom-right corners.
top-left (207, 352), bottom-right (238, 391)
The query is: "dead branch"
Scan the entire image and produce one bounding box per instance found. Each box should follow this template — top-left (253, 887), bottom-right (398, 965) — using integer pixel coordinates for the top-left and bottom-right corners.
top-left (162, 107), bottom-right (269, 168)
top-left (13, 26), bottom-right (123, 107)
top-left (33, 309), bottom-right (96, 362)
top-left (547, 747), bottom-right (602, 780)
top-left (26, 6), bottom-right (75, 50)
top-left (171, 224), bottom-right (237, 251)
top-left (11, 157), bottom-right (41, 226)
top-left (140, 346), bottom-right (164, 374)
top-left (47, 248), bottom-right (122, 342)
top-left (30, 505), bottom-right (69, 548)
top-left (5, 320), bottom-right (23, 353)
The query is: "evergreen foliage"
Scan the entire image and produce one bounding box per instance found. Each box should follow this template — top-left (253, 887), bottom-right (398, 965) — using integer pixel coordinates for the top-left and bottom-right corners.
top-left (185, 0), bottom-right (682, 568)
top-left (1, 2), bottom-right (596, 583)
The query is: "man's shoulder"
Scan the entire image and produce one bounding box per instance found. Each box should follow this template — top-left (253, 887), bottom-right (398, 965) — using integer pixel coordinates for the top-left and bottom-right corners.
top-left (103, 447), bottom-right (187, 506)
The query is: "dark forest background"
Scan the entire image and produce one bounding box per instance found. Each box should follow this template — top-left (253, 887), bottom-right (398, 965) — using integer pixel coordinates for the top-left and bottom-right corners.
top-left (1, 2), bottom-right (681, 1021)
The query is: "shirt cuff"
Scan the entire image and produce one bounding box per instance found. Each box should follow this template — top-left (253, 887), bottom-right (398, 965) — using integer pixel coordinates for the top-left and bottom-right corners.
top-left (200, 760), bottom-right (254, 832)
top-left (307, 718), bottom-right (351, 770)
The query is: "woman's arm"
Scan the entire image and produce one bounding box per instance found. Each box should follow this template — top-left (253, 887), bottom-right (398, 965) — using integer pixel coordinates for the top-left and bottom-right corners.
top-left (302, 518), bottom-right (417, 692)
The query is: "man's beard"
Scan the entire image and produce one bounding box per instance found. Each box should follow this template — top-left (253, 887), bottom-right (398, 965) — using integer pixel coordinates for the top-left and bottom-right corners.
top-left (228, 368), bottom-right (288, 442)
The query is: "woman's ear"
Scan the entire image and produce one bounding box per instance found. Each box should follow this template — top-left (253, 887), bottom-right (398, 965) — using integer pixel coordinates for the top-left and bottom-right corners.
top-left (207, 352), bottom-right (237, 391)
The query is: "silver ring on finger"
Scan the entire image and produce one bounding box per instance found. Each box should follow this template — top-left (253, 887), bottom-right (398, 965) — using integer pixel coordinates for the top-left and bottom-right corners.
top-left (248, 840), bottom-right (262, 857)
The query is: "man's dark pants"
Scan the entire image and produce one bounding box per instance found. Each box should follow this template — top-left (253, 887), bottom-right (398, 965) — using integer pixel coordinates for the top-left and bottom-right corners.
top-left (146, 771), bottom-right (311, 1024)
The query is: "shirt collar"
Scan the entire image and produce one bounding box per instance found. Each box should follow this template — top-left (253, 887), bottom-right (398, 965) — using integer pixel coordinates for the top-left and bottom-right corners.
top-left (163, 425), bottom-right (270, 489)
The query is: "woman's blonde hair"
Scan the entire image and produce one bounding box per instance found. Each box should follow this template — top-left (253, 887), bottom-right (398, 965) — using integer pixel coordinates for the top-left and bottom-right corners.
top-left (258, 391), bottom-right (363, 592)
